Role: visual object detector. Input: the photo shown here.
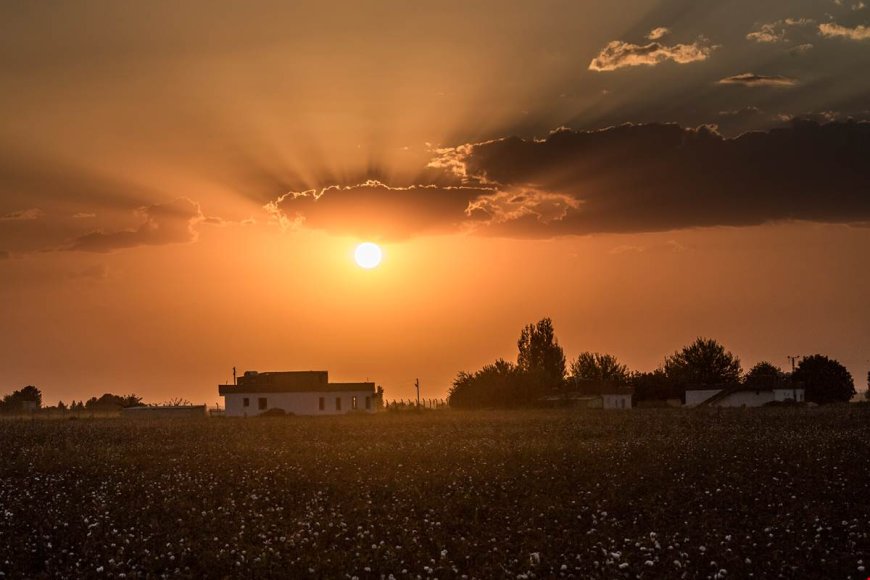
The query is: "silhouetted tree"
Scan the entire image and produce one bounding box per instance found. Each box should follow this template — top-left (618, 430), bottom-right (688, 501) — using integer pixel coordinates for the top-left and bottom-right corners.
top-left (162, 397), bottom-right (193, 407)
top-left (630, 370), bottom-right (681, 403)
top-left (85, 393), bottom-right (143, 410)
top-left (569, 352), bottom-right (629, 386)
top-left (0, 385), bottom-right (42, 414)
top-left (57, 400), bottom-right (68, 411)
top-left (664, 338), bottom-right (742, 395)
top-left (517, 318), bottom-right (566, 390)
top-left (448, 359), bottom-right (550, 409)
top-left (792, 354), bottom-right (855, 404)
top-left (744, 361), bottom-right (787, 390)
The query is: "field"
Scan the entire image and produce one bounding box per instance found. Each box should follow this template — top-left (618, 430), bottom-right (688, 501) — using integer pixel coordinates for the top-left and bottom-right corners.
top-left (1, 408), bottom-right (868, 579)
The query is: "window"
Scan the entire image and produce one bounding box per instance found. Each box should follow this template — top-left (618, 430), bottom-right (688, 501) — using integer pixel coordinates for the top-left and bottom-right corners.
top-left (258, 397), bottom-right (267, 410)
top-left (365, 397), bottom-right (371, 410)
top-left (335, 397), bottom-right (342, 411)
top-left (243, 397), bottom-right (250, 408)
top-left (319, 397), bottom-right (325, 411)
top-left (352, 396), bottom-right (358, 410)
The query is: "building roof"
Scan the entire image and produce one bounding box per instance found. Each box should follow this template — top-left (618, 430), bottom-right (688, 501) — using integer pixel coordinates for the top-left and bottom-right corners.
top-left (219, 370), bottom-right (375, 395)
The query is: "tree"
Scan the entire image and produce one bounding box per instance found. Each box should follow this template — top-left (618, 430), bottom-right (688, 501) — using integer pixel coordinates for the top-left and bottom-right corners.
top-left (448, 359), bottom-right (551, 409)
top-left (664, 338), bottom-right (742, 392)
top-left (0, 385), bottom-right (42, 414)
top-left (516, 318), bottom-right (566, 389)
top-left (792, 354), bottom-right (855, 404)
top-left (162, 397), bottom-right (193, 407)
top-left (630, 370), bottom-right (682, 403)
top-left (744, 361), bottom-right (787, 390)
top-left (449, 359), bottom-right (517, 409)
top-left (85, 393), bottom-right (143, 409)
top-left (569, 352), bottom-right (629, 386)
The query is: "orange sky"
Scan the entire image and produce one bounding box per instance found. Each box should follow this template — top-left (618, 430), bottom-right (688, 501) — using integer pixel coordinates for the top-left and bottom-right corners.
top-left (1, 1), bottom-right (869, 404)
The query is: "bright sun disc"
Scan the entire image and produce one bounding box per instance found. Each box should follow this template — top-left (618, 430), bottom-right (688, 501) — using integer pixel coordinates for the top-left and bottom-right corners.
top-left (354, 242), bottom-right (382, 269)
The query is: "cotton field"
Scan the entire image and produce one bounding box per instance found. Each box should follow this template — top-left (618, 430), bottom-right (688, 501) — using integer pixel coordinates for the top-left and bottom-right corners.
top-left (0, 408), bottom-right (868, 578)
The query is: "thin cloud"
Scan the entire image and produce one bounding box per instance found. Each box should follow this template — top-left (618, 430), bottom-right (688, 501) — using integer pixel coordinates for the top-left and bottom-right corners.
top-left (647, 27), bottom-right (670, 40)
top-left (588, 37), bottom-right (714, 72)
top-left (747, 18), bottom-right (815, 43)
top-left (747, 23), bottom-right (787, 43)
top-left (819, 22), bottom-right (870, 40)
top-left (718, 73), bottom-right (798, 87)
top-left (790, 43), bottom-right (815, 54)
top-left (0, 208), bottom-right (43, 221)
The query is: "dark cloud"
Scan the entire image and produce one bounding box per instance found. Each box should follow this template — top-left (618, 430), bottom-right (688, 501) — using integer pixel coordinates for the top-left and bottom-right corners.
top-left (65, 198), bottom-right (205, 253)
top-left (270, 121), bottom-right (870, 239)
top-left (266, 180), bottom-right (495, 240)
top-left (718, 73), bottom-right (798, 87)
top-left (440, 120), bottom-right (870, 236)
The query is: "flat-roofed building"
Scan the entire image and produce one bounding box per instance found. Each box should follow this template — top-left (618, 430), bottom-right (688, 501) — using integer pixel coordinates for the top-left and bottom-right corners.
top-left (218, 370), bottom-right (379, 417)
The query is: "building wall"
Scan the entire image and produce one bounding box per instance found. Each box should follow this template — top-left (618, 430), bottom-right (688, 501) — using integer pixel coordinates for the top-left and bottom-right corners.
top-left (773, 388), bottom-right (804, 402)
top-left (224, 390), bottom-right (377, 417)
top-left (716, 390), bottom-right (775, 407)
top-left (602, 394), bottom-right (632, 409)
top-left (685, 389), bottom-right (722, 407)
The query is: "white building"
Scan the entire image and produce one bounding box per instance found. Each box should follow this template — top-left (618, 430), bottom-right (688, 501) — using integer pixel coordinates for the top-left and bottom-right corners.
top-left (219, 370), bottom-right (379, 417)
top-left (685, 386), bottom-right (805, 407)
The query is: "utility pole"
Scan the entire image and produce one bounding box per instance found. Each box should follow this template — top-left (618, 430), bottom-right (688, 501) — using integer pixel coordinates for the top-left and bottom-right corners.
top-left (787, 355), bottom-right (802, 373)
top-left (233, 366), bottom-right (237, 386)
top-left (415, 378), bottom-right (420, 408)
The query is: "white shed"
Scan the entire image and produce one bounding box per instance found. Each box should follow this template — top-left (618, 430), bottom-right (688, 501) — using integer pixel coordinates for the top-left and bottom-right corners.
top-left (685, 386), bottom-right (805, 408)
top-left (219, 370), bottom-right (379, 417)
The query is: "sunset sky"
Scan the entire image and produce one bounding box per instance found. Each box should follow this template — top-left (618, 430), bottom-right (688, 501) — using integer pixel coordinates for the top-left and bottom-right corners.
top-left (2, 0), bottom-right (869, 405)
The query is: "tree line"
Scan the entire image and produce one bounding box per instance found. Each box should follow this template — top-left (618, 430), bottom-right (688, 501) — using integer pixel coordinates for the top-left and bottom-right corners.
top-left (0, 388), bottom-right (146, 415)
top-left (448, 318), bottom-right (861, 409)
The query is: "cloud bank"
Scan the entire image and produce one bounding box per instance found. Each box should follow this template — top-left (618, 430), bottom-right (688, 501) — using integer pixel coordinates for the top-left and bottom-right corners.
top-left (65, 198), bottom-right (206, 253)
top-left (269, 121), bottom-right (870, 239)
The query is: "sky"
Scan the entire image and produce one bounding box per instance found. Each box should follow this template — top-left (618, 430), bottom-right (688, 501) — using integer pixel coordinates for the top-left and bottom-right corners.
top-left (1, 0), bottom-right (869, 405)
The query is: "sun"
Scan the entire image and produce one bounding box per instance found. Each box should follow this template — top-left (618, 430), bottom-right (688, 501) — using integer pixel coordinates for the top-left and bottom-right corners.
top-left (354, 242), bottom-right (382, 269)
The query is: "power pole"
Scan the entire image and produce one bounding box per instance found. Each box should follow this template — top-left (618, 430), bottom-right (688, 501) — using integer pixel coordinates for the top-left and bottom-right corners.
top-left (787, 355), bottom-right (802, 373)
top-left (233, 366), bottom-right (237, 385)
top-left (415, 378), bottom-right (420, 408)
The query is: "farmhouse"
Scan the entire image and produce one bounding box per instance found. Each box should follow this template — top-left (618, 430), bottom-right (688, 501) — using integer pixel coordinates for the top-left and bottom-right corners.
top-left (219, 370), bottom-right (378, 417)
top-left (685, 385), bottom-right (805, 407)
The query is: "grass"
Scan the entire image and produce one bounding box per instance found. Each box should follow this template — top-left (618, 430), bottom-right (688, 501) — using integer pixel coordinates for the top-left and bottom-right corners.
top-left (0, 407), bottom-right (868, 578)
